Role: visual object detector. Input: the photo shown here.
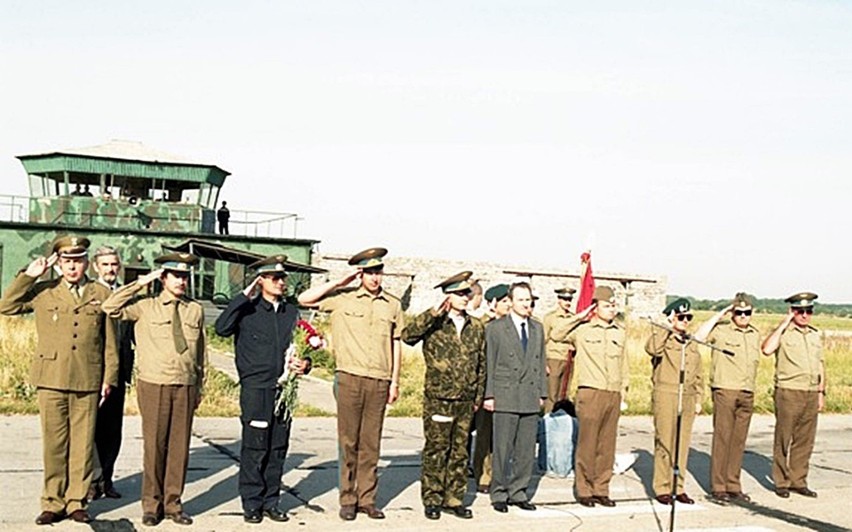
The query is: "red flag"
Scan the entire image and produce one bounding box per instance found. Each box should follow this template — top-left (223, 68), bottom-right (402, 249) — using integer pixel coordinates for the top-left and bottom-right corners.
top-left (575, 251), bottom-right (595, 313)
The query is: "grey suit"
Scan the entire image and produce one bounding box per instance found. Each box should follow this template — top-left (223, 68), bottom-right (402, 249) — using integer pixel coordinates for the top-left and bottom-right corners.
top-left (485, 315), bottom-right (547, 504)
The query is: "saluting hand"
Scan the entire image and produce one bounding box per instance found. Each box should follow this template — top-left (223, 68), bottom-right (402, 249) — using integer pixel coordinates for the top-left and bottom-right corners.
top-left (339, 269), bottom-right (361, 287)
top-left (138, 269), bottom-right (164, 286)
top-left (433, 296), bottom-right (451, 315)
top-left (243, 276), bottom-right (261, 299)
top-left (578, 303), bottom-right (596, 321)
top-left (24, 253), bottom-right (57, 278)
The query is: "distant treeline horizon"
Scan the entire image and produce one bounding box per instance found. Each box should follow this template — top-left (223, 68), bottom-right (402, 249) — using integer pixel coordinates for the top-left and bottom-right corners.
top-left (666, 295), bottom-right (852, 318)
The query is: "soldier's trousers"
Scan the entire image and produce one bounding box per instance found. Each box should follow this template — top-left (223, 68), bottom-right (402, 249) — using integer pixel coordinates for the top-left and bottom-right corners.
top-left (652, 390), bottom-right (697, 496)
top-left (94, 382), bottom-right (127, 490)
top-left (545, 358), bottom-right (568, 412)
top-left (711, 388), bottom-right (753, 493)
top-left (37, 388), bottom-right (98, 513)
top-left (574, 388), bottom-right (620, 498)
top-left (137, 380), bottom-right (196, 516)
top-left (239, 387), bottom-right (292, 512)
top-left (472, 408), bottom-right (492, 487)
top-left (421, 397), bottom-right (475, 507)
top-left (334, 372), bottom-right (389, 507)
top-left (773, 388), bottom-right (819, 490)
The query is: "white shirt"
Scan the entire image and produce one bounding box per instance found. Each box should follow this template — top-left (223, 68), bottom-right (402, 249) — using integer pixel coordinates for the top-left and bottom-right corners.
top-left (510, 312), bottom-right (529, 341)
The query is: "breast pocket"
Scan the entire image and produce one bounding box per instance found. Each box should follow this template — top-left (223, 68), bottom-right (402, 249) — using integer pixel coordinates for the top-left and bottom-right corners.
top-left (149, 319), bottom-right (173, 339)
top-left (184, 322), bottom-right (201, 341)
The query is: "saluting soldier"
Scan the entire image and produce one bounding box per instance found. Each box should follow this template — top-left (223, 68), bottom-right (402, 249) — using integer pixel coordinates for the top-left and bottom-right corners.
top-left (552, 286), bottom-right (627, 508)
top-left (645, 298), bottom-right (704, 506)
top-left (542, 286), bottom-right (576, 412)
top-left (0, 236), bottom-right (118, 525)
top-left (694, 293), bottom-right (761, 503)
top-left (402, 271), bottom-right (486, 521)
top-left (102, 253), bottom-right (206, 526)
top-left (215, 255), bottom-right (311, 524)
top-left (761, 292), bottom-right (824, 498)
top-left (297, 247), bottom-right (404, 521)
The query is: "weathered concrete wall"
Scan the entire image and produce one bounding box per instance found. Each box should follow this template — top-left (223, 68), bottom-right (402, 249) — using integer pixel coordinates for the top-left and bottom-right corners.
top-left (311, 253), bottom-right (667, 318)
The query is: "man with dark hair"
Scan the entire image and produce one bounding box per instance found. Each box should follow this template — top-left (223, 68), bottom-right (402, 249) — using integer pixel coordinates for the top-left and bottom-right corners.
top-left (483, 282), bottom-right (547, 513)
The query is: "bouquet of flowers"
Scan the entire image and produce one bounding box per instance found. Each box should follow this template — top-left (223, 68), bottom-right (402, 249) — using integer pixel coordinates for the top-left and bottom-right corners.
top-left (274, 319), bottom-right (326, 422)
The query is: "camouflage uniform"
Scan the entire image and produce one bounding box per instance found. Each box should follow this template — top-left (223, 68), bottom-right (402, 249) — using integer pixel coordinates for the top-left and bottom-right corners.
top-left (402, 309), bottom-right (486, 508)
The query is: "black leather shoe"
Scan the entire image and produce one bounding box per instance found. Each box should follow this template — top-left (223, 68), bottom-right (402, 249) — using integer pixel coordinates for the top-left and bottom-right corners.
top-left (510, 501), bottom-right (537, 511)
top-left (103, 486), bottom-right (122, 499)
top-left (594, 496), bottom-right (616, 507)
top-left (424, 506), bottom-right (441, 520)
top-left (263, 508), bottom-right (289, 522)
top-left (775, 488), bottom-right (790, 498)
top-left (675, 493), bottom-right (695, 505)
top-left (492, 502), bottom-right (508, 513)
top-left (727, 491), bottom-right (751, 503)
top-left (577, 497), bottom-right (595, 507)
top-left (141, 512), bottom-right (161, 526)
top-left (35, 511), bottom-right (64, 525)
top-left (790, 487), bottom-right (818, 498)
top-left (655, 494), bottom-right (673, 505)
top-left (477, 484), bottom-right (490, 494)
top-left (339, 505), bottom-right (357, 521)
top-left (68, 510), bottom-right (92, 523)
top-left (357, 505), bottom-right (385, 519)
top-left (243, 509), bottom-right (263, 524)
top-left (443, 506), bottom-right (473, 519)
top-left (711, 491), bottom-right (731, 503)
top-left (165, 512), bottom-right (193, 525)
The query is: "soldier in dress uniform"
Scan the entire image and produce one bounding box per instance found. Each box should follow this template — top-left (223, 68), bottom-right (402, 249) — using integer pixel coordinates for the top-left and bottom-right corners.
top-left (297, 247), bottom-right (404, 521)
top-left (645, 298), bottom-right (704, 505)
top-left (101, 252), bottom-right (206, 526)
top-left (215, 255), bottom-right (312, 524)
top-left (761, 292), bottom-right (824, 498)
top-left (542, 286), bottom-right (576, 412)
top-left (402, 271), bottom-right (486, 520)
top-left (551, 286), bottom-right (626, 508)
top-left (0, 236), bottom-right (118, 525)
top-left (694, 292), bottom-right (761, 503)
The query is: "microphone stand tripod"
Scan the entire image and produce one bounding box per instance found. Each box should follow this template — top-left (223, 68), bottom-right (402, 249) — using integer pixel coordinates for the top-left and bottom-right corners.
top-left (646, 319), bottom-right (734, 532)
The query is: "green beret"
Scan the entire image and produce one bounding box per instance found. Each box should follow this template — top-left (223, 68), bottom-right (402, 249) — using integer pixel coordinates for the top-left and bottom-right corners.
top-left (731, 292), bottom-right (753, 310)
top-left (784, 292), bottom-right (817, 308)
top-left (51, 235), bottom-right (91, 258)
top-left (434, 271), bottom-right (473, 294)
top-left (348, 247), bottom-right (388, 270)
top-left (250, 254), bottom-right (289, 275)
top-left (484, 283), bottom-right (509, 302)
top-left (154, 252), bottom-right (199, 272)
top-left (663, 297), bottom-right (691, 315)
top-left (593, 286), bottom-right (616, 303)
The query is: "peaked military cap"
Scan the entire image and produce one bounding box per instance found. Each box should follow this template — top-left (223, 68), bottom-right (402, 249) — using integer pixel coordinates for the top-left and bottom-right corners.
top-left (555, 287), bottom-right (577, 298)
top-left (348, 247), bottom-right (388, 270)
top-left (484, 283), bottom-right (510, 302)
top-left (52, 235), bottom-right (91, 258)
top-left (731, 292), bottom-right (753, 310)
top-left (154, 252), bottom-right (199, 272)
top-left (435, 271), bottom-right (474, 293)
top-left (251, 254), bottom-right (289, 275)
top-left (663, 297), bottom-right (691, 315)
top-left (784, 292), bottom-right (818, 308)
top-left (593, 286), bottom-right (616, 303)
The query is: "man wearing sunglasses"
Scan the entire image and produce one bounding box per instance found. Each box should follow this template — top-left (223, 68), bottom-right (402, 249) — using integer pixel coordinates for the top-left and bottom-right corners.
top-left (761, 292), bottom-right (824, 499)
top-left (645, 298), bottom-right (704, 506)
top-left (694, 293), bottom-right (761, 503)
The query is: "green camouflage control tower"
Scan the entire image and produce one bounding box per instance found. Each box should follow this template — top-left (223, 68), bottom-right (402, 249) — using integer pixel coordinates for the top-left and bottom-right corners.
top-left (0, 140), bottom-right (323, 302)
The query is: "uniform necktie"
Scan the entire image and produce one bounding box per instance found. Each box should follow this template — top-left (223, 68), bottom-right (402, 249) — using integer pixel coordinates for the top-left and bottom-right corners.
top-left (521, 321), bottom-right (528, 353)
top-left (70, 284), bottom-right (81, 302)
top-left (172, 300), bottom-right (188, 354)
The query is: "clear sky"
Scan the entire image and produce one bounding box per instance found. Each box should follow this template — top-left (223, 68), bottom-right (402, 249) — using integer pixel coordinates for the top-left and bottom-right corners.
top-left (2, 1), bottom-right (850, 301)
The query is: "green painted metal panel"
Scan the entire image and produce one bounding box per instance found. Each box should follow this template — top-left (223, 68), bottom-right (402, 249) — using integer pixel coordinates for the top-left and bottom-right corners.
top-left (27, 197), bottom-right (211, 233)
top-left (19, 156), bottom-right (228, 186)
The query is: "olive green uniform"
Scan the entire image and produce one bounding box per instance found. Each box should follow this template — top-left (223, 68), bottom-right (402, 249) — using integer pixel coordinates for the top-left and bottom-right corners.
top-left (706, 321), bottom-right (761, 494)
top-left (402, 308), bottom-right (486, 508)
top-left (542, 308), bottom-right (575, 411)
top-left (318, 286), bottom-right (404, 509)
top-left (101, 282), bottom-right (206, 517)
top-left (0, 274), bottom-right (118, 514)
top-left (645, 329), bottom-right (703, 496)
top-left (770, 325), bottom-right (822, 491)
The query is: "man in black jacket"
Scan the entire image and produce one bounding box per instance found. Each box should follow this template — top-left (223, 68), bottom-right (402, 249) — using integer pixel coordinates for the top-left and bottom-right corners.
top-left (215, 255), bottom-right (311, 524)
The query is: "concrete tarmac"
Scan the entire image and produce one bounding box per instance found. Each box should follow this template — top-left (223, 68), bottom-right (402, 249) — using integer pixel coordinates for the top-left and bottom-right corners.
top-left (2, 412), bottom-right (851, 532)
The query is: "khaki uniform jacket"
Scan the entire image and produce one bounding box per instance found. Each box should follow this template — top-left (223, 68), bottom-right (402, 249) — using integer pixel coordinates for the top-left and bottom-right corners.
top-left (707, 321), bottom-right (761, 391)
top-left (772, 324), bottom-right (822, 391)
top-left (101, 281), bottom-right (206, 387)
top-left (542, 308), bottom-right (575, 361)
top-left (564, 317), bottom-right (629, 394)
top-left (645, 328), bottom-right (703, 397)
top-left (0, 273), bottom-right (119, 391)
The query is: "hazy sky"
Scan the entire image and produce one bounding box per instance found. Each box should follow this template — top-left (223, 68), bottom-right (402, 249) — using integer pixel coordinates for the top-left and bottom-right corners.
top-left (2, 1), bottom-right (851, 301)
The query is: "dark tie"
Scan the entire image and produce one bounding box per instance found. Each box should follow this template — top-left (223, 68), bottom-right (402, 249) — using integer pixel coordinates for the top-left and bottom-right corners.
top-left (521, 321), bottom-right (528, 353)
top-left (172, 301), bottom-right (188, 354)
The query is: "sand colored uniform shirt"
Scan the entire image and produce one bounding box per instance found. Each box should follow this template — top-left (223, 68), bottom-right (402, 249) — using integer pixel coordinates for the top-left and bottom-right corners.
top-left (772, 325), bottom-right (822, 391)
top-left (706, 321), bottom-right (761, 391)
top-left (564, 317), bottom-right (629, 394)
top-left (543, 308), bottom-right (575, 361)
top-left (318, 286), bottom-right (404, 381)
top-left (645, 328), bottom-right (703, 396)
top-left (102, 281), bottom-right (206, 387)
